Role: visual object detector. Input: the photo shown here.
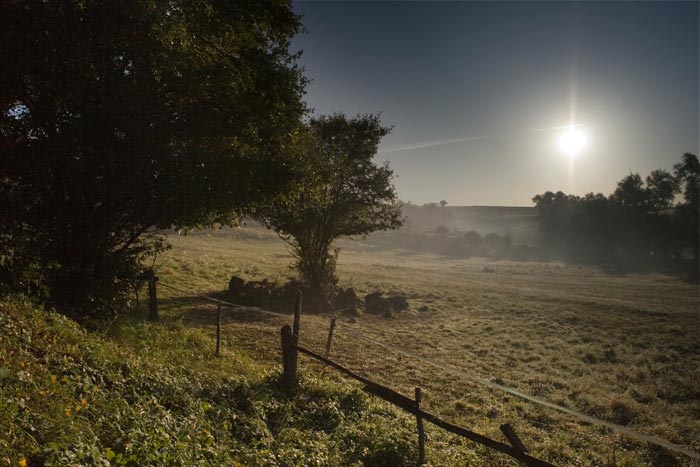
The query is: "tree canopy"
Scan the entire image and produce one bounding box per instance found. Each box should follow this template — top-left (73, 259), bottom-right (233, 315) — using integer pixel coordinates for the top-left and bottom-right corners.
top-left (257, 114), bottom-right (403, 304)
top-left (0, 0), bottom-right (306, 315)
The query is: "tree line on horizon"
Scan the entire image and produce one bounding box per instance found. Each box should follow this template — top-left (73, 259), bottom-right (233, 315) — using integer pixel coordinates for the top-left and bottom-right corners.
top-left (532, 153), bottom-right (699, 278)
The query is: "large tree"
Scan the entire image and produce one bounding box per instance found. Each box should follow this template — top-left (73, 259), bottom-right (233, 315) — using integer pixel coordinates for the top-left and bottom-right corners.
top-left (258, 114), bottom-right (403, 306)
top-left (0, 0), bottom-right (306, 315)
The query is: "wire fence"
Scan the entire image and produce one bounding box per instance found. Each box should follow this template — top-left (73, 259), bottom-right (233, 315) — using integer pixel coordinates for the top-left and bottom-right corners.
top-left (153, 279), bottom-right (700, 462)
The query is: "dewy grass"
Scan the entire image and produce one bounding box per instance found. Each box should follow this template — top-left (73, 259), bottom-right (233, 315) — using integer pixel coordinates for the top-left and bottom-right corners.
top-left (155, 227), bottom-right (700, 466)
top-left (0, 295), bottom-right (435, 467)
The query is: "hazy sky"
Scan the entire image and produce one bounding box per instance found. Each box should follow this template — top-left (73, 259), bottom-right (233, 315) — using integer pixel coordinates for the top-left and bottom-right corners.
top-left (292, 1), bottom-right (699, 206)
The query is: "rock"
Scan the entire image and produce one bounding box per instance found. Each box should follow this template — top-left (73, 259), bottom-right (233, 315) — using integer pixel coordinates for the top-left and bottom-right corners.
top-left (335, 287), bottom-right (363, 310)
top-left (276, 281), bottom-right (296, 298)
top-left (386, 295), bottom-right (408, 312)
top-left (245, 283), bottom-right (272, 303)
top-left (418, 305), bottom-right (430, 313)
top-left (228, 276), bottom-right (245, 294)
top-left (342, 305), bottom-right (361, 317)
top-left (365, 292), bottom-right (389, 314)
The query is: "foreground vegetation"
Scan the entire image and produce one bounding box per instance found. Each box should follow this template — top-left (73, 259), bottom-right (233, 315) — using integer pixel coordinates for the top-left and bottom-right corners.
top-left (1, 295), bottom-right (442, 466)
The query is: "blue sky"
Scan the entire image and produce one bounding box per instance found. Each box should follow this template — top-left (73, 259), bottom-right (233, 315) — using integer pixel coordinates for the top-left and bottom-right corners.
top-left (292, 1), bottom-right (699, 206)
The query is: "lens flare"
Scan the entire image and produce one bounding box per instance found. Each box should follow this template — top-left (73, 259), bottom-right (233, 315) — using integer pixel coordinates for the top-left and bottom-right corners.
top-left (558, 126), bottom-right (587, 157)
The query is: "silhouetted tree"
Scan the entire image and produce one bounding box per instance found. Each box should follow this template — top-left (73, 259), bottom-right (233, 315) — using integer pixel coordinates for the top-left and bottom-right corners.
top-left (483, 232), bottom-right (511, 254)
top-left (674, 153), bottom-right (700, 263)
top-left (646, 169), bottom-right (680, 214)
top-left (0, 0), bottom-right (306, 316)
top-left (257, 114), bottom-right (403, 306)
top-left (463, 231), bottom-right (483, 249)
top-left (612, 173), bottom-right (648, 213)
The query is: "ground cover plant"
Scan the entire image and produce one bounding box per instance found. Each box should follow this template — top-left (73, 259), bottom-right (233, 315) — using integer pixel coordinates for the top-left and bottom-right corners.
top-left (1, 295), bottom-right (443, 467)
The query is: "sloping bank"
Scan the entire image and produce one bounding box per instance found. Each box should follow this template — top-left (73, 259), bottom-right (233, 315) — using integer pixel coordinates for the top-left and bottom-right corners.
top-left (0, 296), bottom-right (442, 467)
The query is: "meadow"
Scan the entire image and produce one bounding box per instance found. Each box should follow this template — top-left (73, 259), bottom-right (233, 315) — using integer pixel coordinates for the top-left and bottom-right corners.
top-left (155, 227), bottom-right (700, 467)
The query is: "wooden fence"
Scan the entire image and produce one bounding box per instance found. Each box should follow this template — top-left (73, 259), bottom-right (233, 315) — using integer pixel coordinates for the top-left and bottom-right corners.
top-left (280, 292), bottom-right (559, 467)
top-left (151, 278), bottom-right (700, 465)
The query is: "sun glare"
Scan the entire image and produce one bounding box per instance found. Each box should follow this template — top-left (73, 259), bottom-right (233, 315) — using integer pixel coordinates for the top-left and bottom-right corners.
top-left (558, 126), bottom-right (587, 157)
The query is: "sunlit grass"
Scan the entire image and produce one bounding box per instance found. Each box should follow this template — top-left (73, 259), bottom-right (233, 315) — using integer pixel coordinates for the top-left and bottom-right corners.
top-left (3, 226), bottom-right (696, 466)
top-left (155, 226), bottom-right (700, 467)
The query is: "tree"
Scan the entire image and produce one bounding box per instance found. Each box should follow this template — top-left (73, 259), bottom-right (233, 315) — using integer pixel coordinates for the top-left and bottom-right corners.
top-left (439, 200), bottom-right (448, 208)
top-left (646, 169), bottom-right (679, 214)
top-left (611, 173), bottom-right (648, 212)
top-left (674, 153), bottom-right (700, 263)
top-left (462, 230), bottom-right (482, 255)
top-left (674, 153), bottom-right (699, 215)
top-left (258, 114), bottom-right (403, 305)
top-left (0, 1), bottom-right (306, 316)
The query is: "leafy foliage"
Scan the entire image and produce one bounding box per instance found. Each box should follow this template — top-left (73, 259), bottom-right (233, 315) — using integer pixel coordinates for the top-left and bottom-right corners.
top-left (258, 114), bottom-right (403, 304)
top-left (0, 0), bottom-right (306, 316)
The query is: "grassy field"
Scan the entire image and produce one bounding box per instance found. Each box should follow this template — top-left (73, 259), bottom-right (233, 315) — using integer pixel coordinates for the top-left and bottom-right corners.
top-left (155, 227), bottom-right (700, 467)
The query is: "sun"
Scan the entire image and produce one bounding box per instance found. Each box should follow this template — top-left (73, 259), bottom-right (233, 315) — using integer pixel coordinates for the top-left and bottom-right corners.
top-left (558, 126), bottom-right (587, 157)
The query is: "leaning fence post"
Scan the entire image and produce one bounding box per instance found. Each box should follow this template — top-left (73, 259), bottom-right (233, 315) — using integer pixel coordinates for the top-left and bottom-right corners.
top-left (415, 387), bottom-right (426, 465)
top-left (215, 303), bottom-right (222, 357)
top-left (292, 291), bottom-right (302, 343)
top-left (281, 325), bottom-right (297, 387)
top-left (148, 275), bottom-right (159, 322)
top-left (324, 318), bottom-right (337, 358)
top-left (500, 423), bottom-right (528, 453)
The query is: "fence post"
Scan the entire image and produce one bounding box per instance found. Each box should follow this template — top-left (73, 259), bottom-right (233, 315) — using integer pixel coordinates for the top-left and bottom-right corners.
top-left (292, 291), bottom-right (302, 344)
top-left (415, 387), bottom-right (426, 465)
top-left (215, 303), bottom-right (222, 357)
top-left (148, 275), bottom-right (159, 322)
top-left (324, 318), bottom-right (337, 358)
top-left (281, 325), bottom-right (297, 387)
top-left (500, 424), bottom-right (528, 453)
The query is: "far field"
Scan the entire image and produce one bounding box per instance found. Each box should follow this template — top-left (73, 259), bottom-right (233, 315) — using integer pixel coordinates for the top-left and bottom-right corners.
top-left (156, 227), bottom-right (700, 467)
